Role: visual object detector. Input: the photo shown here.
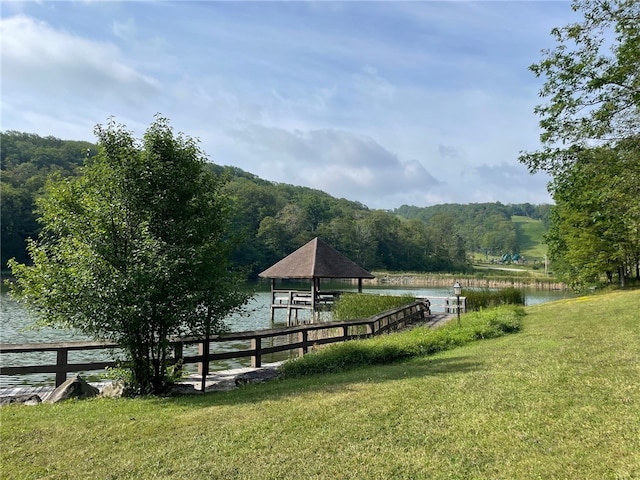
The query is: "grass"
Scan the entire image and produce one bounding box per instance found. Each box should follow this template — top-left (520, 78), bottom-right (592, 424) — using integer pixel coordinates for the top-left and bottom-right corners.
top-left (332, 293), bottom-right (416, 321)
top-left (280, 306), bottom-right (524, 377)
top-left (464, 288), bottom-right (525, 311)
top-left (512, 215), bottom-right (548, 260)
top-left (1, 290), bottom-right (639, 479)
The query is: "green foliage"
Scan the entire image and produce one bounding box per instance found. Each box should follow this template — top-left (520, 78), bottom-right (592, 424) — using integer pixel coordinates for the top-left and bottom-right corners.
top-left (279, 306), bottom-right (524, 377)
top-left (464, 288), bottom-right (526, 312)
top-left (2, 130), bottom-right (554, 276)
top-left (519, 0), bottom-right (640, 289)
top-left (7, 117), bottom-right (249, 394)
top-left (0, 131), bottom-right (93, 267)
top-left (520, 0), bottom-right (640, 174)
top-left (332, 293), bottom-right (416, 321)
top-left (545, 142), bottom-right (640, 289)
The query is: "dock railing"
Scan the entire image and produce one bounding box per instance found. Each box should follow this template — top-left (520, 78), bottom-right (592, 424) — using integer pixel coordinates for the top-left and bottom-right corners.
top-left (417, 296), bottom-right (466, 314)
top-left (1, 301), bottom-right (427, 387)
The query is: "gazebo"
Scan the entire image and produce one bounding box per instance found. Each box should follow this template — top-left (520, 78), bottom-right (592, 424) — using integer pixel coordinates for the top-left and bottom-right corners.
top-left (259, 237), bottom-right (375, 324)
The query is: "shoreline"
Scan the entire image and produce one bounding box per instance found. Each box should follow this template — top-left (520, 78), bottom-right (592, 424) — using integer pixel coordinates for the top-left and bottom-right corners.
top-left (364, 273), bottom-right (566, 290)
top-left (0, 314), bottom-right (455, 397)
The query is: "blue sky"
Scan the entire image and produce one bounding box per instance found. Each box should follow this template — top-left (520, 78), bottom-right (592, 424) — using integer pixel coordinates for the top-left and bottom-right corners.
top-left (1, 1), bottom-right (578, 209)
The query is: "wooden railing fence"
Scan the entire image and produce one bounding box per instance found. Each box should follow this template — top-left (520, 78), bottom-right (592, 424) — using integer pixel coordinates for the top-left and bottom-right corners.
top-left (1, 302), bottom-right (428, 387)
top-left (417, 296), bottom-right (467, 314)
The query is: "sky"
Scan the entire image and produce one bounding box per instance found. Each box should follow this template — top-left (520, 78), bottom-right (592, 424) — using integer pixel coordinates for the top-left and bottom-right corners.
top-left (1, 1), bottom-right (579, 210)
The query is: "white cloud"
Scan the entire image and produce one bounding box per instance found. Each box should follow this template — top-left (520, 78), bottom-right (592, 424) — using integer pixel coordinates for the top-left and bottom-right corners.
top-left (230, 125), bottom-right (440, 207)
top-left (112, 18), bottom-right (136, 42)
top-left (1, 15), bottom-right (160, 134)
top-left (0, 2), bottom-right (570, 208)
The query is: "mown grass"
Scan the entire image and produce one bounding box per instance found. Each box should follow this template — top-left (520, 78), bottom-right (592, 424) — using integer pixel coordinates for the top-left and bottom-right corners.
top-left (512, 215), bottom-right (548, 260)
top-left (280, 306), bottom-right (523, 377)
top-left (1, 291), bottom-right (639, 479)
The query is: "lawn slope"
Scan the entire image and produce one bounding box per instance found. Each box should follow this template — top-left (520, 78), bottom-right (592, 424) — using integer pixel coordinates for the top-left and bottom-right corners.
top-left (513, 214), bottom-right (547, 260)
top-left (1, 291), bottom-right (638, 479)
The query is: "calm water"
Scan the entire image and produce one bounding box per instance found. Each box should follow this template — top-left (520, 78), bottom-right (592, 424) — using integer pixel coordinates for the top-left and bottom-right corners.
top-left (0, 282), bottom-right (572, 387)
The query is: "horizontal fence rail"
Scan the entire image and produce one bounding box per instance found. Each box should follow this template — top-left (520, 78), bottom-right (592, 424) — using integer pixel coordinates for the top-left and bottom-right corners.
top-left (1, 302), bottom-right (428, 388)
top-left (417, 296), bottom-right (466, 314)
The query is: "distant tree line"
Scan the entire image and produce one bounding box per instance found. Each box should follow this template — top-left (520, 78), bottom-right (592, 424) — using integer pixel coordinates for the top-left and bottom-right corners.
top-left (1, 130), bottom-right (548, 276)
top-left (1, 132), bottom-right (94, 268)
top-left (394, 203), bottom-right (550, 258)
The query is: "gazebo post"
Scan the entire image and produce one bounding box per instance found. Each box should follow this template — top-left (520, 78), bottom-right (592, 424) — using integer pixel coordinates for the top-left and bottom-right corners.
top-left (311, 277), bottom-right (317, 321)
top-left (270, 278), bottom-right (276, 323)
top-left (358, 278), bottom-right (363, 293)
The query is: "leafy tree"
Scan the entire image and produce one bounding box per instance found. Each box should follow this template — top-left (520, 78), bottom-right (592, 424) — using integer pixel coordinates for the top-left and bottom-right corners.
top-left (222, 174), bottom-right (286, 276)
top-left (520, 0), bottom-right (640, 174)
top-left (520, 0), bottom-right (640, 287)
top-left (256, 215), bottom-right (292, 265)
top-left (546, 141), bottom-right (640, 286)
top-left (301, 194), bottom-right (332, 234)
top-left (351, 219), bottom-right (378, 269)
top-left (8, 117), bottom-right (249, 394)
top-left (423, 212), bottom-right (467, 271)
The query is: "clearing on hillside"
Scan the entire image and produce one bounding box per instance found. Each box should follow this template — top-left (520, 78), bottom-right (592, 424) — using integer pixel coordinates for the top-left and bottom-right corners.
top-left (512, 215), bottom-right (547, 261)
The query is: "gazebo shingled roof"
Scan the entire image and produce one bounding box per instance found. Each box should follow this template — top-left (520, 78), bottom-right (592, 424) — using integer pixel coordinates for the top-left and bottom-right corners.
top-left (259, 237), bottom-right (374, 280)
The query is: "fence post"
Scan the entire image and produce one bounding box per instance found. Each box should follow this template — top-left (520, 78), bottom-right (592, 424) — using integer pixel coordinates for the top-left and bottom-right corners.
top-left (198, 340), bottom-right (210, 376)
top-left (55, 348), bottom-right (68, 387)
top-left (251, 337), bottom-right (262, 368)
top-left (366, 322), bottom-right (373, 336)
top-left (173, 341), bottom-right (184, 378)
top-left (173, 342), bottom-right (183, 364)
top-left (298, 330), bottom-right (308, 357)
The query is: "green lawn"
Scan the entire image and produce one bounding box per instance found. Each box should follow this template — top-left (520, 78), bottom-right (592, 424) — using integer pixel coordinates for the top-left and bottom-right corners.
top-left (1, 290), bottom-right (639, 479)
top-left (513, 215), bottom-right (548, 260)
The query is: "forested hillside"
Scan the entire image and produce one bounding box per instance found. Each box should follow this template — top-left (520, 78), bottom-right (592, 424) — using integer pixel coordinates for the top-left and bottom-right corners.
top-left (394, 203), bottom-right (550, 260)
top-left (1, 132), bottom-right (94, 267)
top-left (1, 131), bottom-right (549, 276)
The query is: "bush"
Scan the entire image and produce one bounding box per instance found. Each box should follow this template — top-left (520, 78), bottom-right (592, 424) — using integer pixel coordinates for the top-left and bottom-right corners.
top-left (279, 306), bottom-right (525, 378)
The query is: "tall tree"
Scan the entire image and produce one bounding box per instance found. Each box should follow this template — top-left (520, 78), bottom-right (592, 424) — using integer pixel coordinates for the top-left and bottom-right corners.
top-left (547, 141), bottom-right (640, 286)
top-left (8, 117), bottom-right (249, 394)
top-left (520, 0), bottom-right (640, 174)
top-left (520, 0), bottom-right (640, 287)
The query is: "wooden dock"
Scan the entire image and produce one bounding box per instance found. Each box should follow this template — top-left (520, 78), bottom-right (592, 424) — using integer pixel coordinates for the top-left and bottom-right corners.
top-left (268, 289), bottom-right (341, 324)
top-left (0, 311), bottom-right (454, 402)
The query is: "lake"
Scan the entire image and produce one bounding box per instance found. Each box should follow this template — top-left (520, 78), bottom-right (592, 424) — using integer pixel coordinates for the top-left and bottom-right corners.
top-left (0, 281), bottom-right (572, 387)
